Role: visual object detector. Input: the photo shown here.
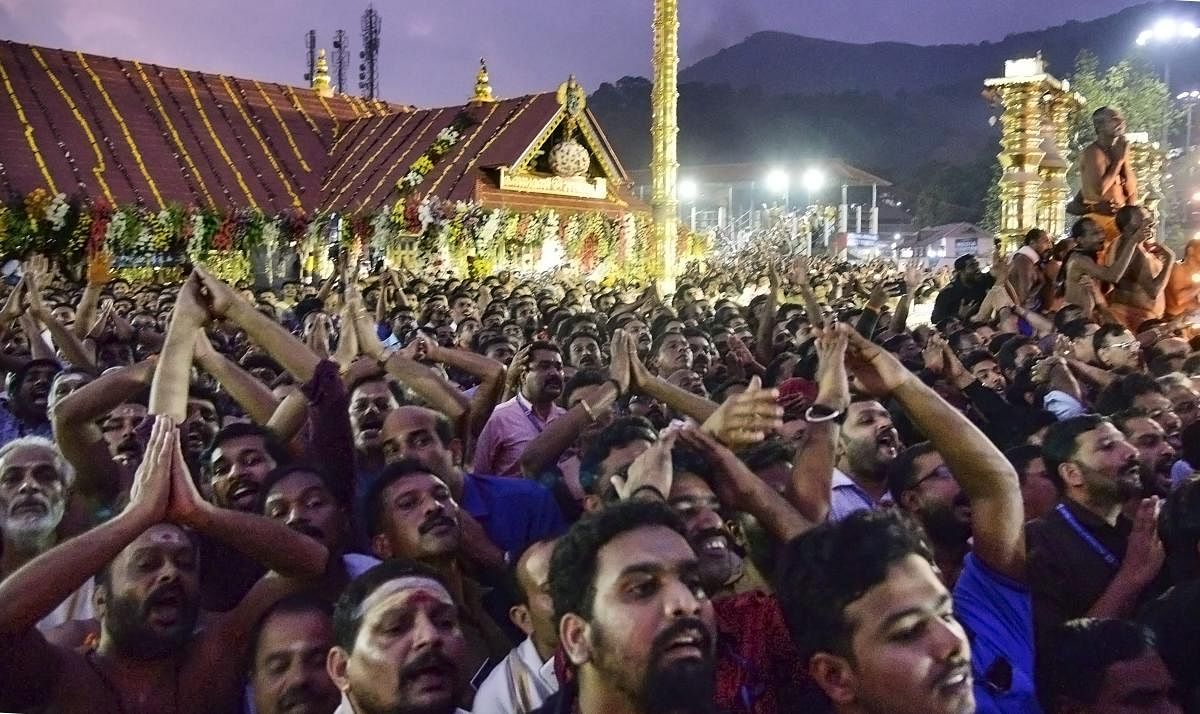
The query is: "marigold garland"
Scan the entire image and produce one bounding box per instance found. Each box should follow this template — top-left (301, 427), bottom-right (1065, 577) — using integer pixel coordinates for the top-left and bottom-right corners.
top-left (194, 72), bottom-right (280, 209)
top-left (425, 104), bottom-right (499, 196)
top-left (30, 47), bottom-right (115, 203)
top-left (0, 53), bottom-right (58, 194)
top-left (153, 66), bottom-right (236, 204)
top-left (322, 115), bottom-right (389, 192)
top-left (218, 75), bottom-right (302, 208)
top-left (338, 112), bottom-right (422, 209)
top-left (75, 51), bottom-right (165, 208)
top-left (251, 80), bottom-right (312, 172)
top-left (60, 50), bottom-right (143, 203)
top-left (178, 69), bottom-right (259, 207)
top-left (111, 58), bottom-right (206, 207)
top-left (9, 48), bottom-right (87, 194)
top-left (280, 84), bottom-right (326, 147)
top-left (129, 60), bottom-right (214, 209)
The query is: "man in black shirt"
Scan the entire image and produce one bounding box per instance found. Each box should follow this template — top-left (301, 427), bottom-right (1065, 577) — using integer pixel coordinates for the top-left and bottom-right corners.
top-left (932, 255), bottom-right (995, 327)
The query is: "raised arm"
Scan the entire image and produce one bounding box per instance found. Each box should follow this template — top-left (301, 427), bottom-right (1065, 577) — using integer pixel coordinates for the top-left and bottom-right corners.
top-left (629, 343), bottom-right (717, 423)
top-left (1146, 244), bottom-right (1176, 298)
top-left (24, 258), bottom-right (96, 372)
top-left (72, 252), bottom-right (109, 339)
top-left (754, 264), bottom-right (781, 365)
top-left (790, 256), bottom-right (825, 328)
top-left (357, 324), bottom-right (469, 421)
top-left (51, 358), bottom-right (156, 502)
top-left (789, 325), bottom-right (850, 524)
top-left (192, 332), bottom-right (280, 425)
top-left (889, 262), bottom-right (923, 334)
top-left (194, 267), bottom-right (321, 383)
top-left (845, 329), bottom-right (1025, 581)
top-left (148, 275), bottom-right (206, 421)
top-left (1077, 232), bottom-right (1139, 285)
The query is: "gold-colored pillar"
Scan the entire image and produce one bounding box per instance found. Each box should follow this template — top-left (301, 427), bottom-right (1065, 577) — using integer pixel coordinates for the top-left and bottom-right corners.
top-left (984, 57), bottom-right (1081, 252)
top-left (1128, 134), bottom-right (1163, 221)
top-left (650, 0), bottom-right (678, 291)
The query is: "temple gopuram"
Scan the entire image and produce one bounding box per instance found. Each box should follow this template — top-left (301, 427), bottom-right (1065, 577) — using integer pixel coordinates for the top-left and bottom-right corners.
top-left (0, 40), bottom-right (655, 283)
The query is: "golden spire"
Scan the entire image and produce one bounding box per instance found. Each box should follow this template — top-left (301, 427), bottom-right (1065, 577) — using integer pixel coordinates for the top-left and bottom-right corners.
top-left (472, 58), bottom-right (495, 104)
top-left (312, 48), bottom-right (333, 98)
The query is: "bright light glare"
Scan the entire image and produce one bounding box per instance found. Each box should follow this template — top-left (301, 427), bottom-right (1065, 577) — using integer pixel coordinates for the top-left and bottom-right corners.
top-left (801, 167), bottom-right (826, 193)
top-left (679, 179), bottom-right (698, 202)
top-left (1138, 19), bottom-right (1200, 45)
top-left (765, 169), bottom-right (789, 196)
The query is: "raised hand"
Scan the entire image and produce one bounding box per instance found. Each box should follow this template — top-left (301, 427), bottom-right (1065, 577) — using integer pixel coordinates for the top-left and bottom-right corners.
top-left (612, 430), bottom-right (678, 501)
top-left (813, 323), bottom-right (852, 411)
top-left (167, 419), bottom-right (211, 527)
top-left (904, 260), bottom-right (925, 293)
top-left (677, 426), bottom-right (764, 513)
top-left (173, 273), bottom-right (211, 326)
top-left (791, 255), bottom-right (811, 288)
top-left (844, 328), bottom-right (916, 398)
top-left (191, 266), bottom-right (239, 318)
top-left (86, 251), bottom-right (113, 288)
top-left (608, 329), bottom-right (632, 394)
top-left (702, 375), bottom-right (783, 447)
top-left (1119, 496), bottom-right (1164, 588)
top-left (922, 334), bottom-right (947, 375)
top-left (127, 415), bottom-right (176, 523)
top-left (0, 277), bottom-right (26, 324)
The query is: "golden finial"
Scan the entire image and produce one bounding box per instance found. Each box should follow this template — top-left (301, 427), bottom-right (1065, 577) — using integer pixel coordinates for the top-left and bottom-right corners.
top-left (312, 48), bottom-right (333, 98)
top-left (472, 58), bottom-right (495, 104)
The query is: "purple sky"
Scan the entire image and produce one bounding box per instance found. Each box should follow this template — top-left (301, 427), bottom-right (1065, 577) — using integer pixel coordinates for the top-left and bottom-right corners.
top-left (0, 0), bottom-right (1168, 106)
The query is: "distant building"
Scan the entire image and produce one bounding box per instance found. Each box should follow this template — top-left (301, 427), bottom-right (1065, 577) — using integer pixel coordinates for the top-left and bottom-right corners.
top-left (896, 222), bottom-right (996, 268)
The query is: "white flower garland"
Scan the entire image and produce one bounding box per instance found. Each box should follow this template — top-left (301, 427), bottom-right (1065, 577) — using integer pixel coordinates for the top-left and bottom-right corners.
top-left (45, 193), bottom-right (69, 231)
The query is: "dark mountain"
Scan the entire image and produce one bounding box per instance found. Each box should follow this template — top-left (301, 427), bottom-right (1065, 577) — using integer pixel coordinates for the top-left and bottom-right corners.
top-left (589, 1), bottom-right (1200, 226)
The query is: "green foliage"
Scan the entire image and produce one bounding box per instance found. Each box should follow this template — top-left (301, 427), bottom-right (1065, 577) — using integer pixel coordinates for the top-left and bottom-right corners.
top-left (1067, 50), bottom-right (1175, 158)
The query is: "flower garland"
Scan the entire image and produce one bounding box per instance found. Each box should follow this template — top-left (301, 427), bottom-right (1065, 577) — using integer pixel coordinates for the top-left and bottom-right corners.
top-left (112, 57), bottom-right (208, 207)
top-left (248, 79), bottom-right (312, 172)
top-left (280, 84), bottom-right (326, 147)
top-left (9, 48), bottom-right (87, 194)
top-left (0, 53), bottom-right (58, 193)
top-left (60, 50), bottom-right (142, 204)
top-left (177, 68), bottom-right (259, 207)
top-left (30, 47), bottom-right (115, 203)
top-left (219, 75), bottom-right (301, 208)
top-left (425, 105), bottom-right (498, 195)
top-left (195, 72), bottom-right (281, 209)
top-left (75, 51), bottom-right (165, 208)
top-left (394, 112), bottom-right (473, 197)
top-left (152, 65), bottom-right (234, 205)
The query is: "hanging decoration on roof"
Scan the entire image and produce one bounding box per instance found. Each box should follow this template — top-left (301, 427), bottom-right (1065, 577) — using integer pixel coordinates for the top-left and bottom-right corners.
top-left (395, 114), bottom-right (475, 196)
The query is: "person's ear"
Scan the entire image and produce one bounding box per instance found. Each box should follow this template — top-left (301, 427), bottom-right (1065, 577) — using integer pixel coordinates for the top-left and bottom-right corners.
top-left (809, 652), bottom-right (858, 707)
top-left (560, 613), bottom-right (593, 667)
top-left (899, 489), bottom-right (922, 513)
top-left (327, 646), bottom-right (352, 693)
top-left (508, 604), bottom-right (534, 637)
top-left (1059, 462), bottom-right (1085, 490)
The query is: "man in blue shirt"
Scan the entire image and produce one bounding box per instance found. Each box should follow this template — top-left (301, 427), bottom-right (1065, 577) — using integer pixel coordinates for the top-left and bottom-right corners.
top-left (379, 405), bottom-right (565, 565)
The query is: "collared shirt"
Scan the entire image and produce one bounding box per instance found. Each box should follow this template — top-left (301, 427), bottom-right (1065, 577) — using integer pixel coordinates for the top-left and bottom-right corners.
top-left (1043, 390), bottom-right (1087, 421)
top-left (1027, 498), bottom-right (1134, 640)
top-left (954, 554), bottom-right (1039, 713)
top-left (473, 395), bottom-right (566, 477)
top-left (473, 637), bottom-right (558, 714)
top-left (829, 468), bottom-right (887, 522)
top-left (461, 473), bottom-right (566, 556)
top-left (1170, 459), bottom-right (1195, 489)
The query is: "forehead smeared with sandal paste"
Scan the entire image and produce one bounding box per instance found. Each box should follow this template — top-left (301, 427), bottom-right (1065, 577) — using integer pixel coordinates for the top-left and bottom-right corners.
top-left (356, 576), bottom-right (454, 622)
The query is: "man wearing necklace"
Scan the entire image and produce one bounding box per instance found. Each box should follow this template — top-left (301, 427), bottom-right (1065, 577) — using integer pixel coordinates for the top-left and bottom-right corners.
top-left (1026, 415), bottom-right (1166, 642)
top-left (0, 416), bottom-right (329, 714)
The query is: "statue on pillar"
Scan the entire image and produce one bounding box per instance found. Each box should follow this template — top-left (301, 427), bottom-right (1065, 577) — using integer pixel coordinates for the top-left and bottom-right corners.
top-left (1075, 107), bottom-right (1139, 259)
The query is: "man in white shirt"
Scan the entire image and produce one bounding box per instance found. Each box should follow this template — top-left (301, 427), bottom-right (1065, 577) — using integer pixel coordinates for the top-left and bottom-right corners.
top-left (474, 539), bottom-right (560, 714)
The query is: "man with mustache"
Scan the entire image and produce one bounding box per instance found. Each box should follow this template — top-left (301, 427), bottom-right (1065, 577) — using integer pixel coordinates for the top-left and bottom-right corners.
top-left (475, 342), bottom-right (567, 477)
top-left (250, 594), bottom-right (343, 714)
top-left (0, 437), bottom-right (95, 632)
top-left (650, 331), bottom-right (693, 376)
top-left (564, 332), bottom-right (605, 374)
top-left (0, 416), bottom-right (330, 714)
top-left (52, 358), bottom-right (157, 505)
top-left (206, 423), bottom-right (291, 513)
top-left (1113, 409), bottom-right (1177, 498)
top-left (380, 406), bottom-right (564, 569)
top-left (327, 560), bottom-right (471, 714)
top-left (538, 500), bottom-right (720, 714)
top-left (365, 458), bottom-right (514, 689)
top-left (1029, 415), bottom-right (1167, 640)
top-left (830, 398), bottom-right (902, 522)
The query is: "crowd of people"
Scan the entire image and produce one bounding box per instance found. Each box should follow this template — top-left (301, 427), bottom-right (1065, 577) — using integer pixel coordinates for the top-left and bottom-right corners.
top-left (0, 196), bottom-right (1199, 714)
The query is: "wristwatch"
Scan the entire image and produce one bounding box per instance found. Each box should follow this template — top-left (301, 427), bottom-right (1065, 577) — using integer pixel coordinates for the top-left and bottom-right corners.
top-left (804, 404), bottom-right (846, 424)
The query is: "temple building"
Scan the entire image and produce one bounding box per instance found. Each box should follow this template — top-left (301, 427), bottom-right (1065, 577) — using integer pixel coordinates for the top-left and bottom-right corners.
top-left (0, 39), bottom-right (651, 280)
